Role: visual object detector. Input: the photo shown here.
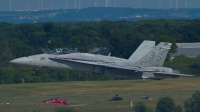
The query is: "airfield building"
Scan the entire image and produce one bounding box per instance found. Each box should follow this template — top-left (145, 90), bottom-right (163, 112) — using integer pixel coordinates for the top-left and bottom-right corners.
top-left (170, 43), bottom-right (200, 59)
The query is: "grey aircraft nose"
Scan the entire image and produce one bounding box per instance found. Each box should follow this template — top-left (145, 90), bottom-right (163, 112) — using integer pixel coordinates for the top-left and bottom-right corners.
top-left (10, 57), bottom-right (30, 65)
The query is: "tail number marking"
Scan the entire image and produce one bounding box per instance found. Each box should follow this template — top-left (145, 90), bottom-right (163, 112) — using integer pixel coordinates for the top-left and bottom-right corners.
top-left (150, 51), bottom-right (164, 61)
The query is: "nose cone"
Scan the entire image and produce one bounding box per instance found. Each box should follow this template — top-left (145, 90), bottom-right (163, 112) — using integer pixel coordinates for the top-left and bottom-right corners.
top-left (10, 57), bottom-right (30, 65)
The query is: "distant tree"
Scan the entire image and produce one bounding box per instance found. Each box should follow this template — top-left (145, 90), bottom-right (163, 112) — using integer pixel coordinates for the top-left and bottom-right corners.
top-left (43, 22), bottom-right (54, 32)
top-left (174, 105), bottom-right (182, 112)
top-left (54, 107), bottom-right (77, 112)
top-left (184, 91), bottom-right (200, 112)
top-left (156, 96), bottom-right (175, 112)
top-left (133, 102), bottom-right (147, 112)
top-left (155, 35), bottom-right (177, 53)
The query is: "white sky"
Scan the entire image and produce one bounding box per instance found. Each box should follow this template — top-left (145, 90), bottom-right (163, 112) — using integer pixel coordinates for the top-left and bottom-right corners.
top-left (0, 0), bottom-right (200, 11)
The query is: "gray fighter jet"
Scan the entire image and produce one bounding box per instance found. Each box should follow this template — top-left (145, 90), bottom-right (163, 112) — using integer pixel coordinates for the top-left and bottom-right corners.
top-left (10, 40), bottom-right (194, 79)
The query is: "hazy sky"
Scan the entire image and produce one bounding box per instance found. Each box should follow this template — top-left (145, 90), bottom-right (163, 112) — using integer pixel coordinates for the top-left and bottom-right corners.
top-left (0, 0), bottom-right (200, 11)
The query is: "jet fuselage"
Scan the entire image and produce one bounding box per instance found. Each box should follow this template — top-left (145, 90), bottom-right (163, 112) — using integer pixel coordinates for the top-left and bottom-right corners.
top-left (11, 53), bottom-right (176, 79)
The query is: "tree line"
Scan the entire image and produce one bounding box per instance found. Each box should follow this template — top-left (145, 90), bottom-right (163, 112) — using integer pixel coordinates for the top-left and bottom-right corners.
top-left (0, 19), bottom-right (200, 84)
top-left (133, 91), bottom-right (200, 112)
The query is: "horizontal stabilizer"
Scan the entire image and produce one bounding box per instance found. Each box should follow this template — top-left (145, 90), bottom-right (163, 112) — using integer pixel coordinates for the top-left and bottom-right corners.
top-left (154, 72), bottom-right (195, 77)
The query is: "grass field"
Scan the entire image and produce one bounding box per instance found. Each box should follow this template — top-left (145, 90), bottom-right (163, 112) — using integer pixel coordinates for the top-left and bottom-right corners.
top-left (0, 77), bottom-right (200, 112)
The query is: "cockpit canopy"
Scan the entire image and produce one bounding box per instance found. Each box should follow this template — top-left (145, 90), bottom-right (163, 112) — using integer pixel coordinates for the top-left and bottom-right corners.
top-left (47, 48), bottom-right (77, 55)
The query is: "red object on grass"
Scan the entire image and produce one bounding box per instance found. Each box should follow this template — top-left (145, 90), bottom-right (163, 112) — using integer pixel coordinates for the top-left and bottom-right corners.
top-left (43, 99), bottom-right (67, 105)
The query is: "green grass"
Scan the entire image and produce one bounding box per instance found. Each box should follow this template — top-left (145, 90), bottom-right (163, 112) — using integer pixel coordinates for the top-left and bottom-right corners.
top-left (0, 77), bottom-right (199, 112)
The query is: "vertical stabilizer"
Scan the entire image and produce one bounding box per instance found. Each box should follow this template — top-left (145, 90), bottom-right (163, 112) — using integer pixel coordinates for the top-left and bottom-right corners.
top-left (128, 40), bottom-right (155, 62)
top-left (135, 42), bottom-right (172, 67)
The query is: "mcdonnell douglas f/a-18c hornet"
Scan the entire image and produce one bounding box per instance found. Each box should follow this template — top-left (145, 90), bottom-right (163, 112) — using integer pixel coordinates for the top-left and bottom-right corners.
top-left (10, 40), bottom-right (194, 80)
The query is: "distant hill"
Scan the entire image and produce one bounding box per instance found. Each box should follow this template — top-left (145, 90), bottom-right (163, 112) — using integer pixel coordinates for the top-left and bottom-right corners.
top-left (1, 7), bottom-right (200, 23)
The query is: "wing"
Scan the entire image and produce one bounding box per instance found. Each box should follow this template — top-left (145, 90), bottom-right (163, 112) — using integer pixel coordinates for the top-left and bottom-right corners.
top-left (49, 57), bottom-right (154, 72)
top-left (49, 57), bottom-right (195, 77)
top-left (103, 64), bottom-right (154, 72)
top-left (49, 57), bottom-right (99, 65)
